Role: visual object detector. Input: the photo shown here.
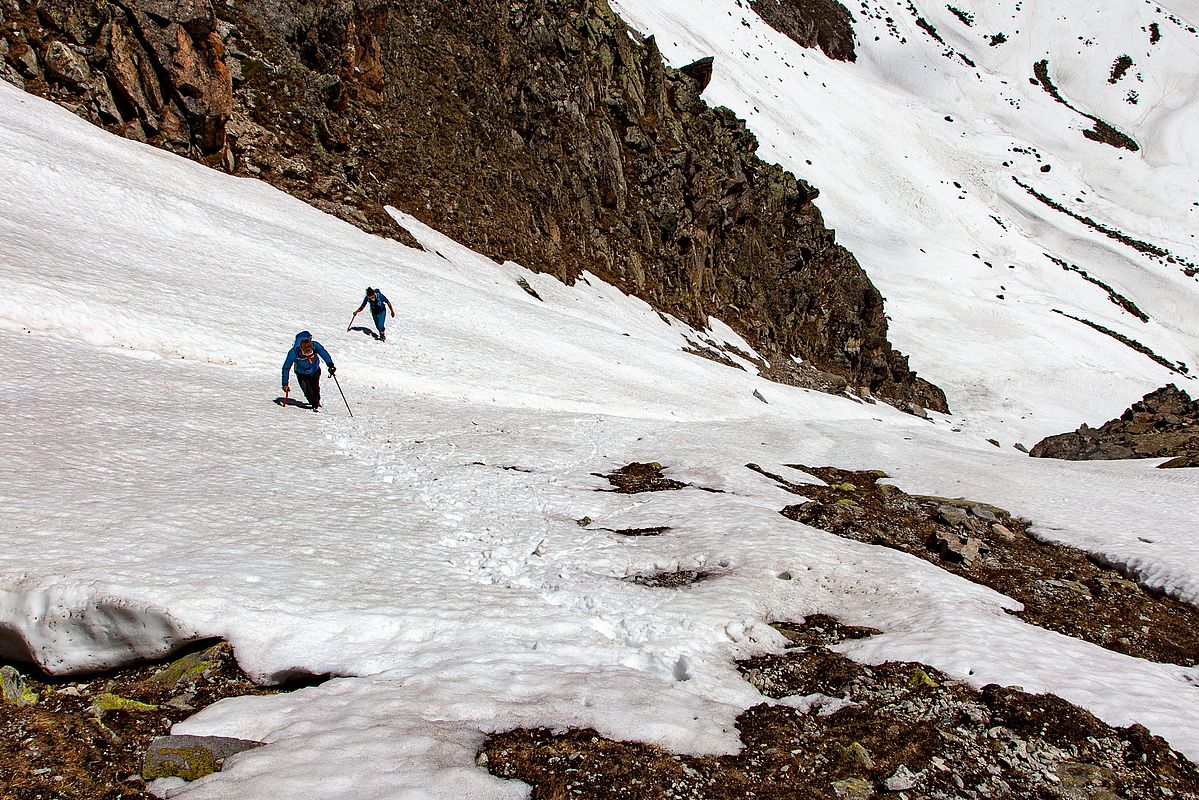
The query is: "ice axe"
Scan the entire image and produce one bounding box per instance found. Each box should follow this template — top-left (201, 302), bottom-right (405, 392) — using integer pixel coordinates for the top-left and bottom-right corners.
top-left (347, 310), bottom-right (359, 331)
top-left (283, 386), bottom-right (290, 409)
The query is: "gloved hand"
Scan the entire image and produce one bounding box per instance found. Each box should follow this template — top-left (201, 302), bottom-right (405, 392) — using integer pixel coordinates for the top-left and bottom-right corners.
top-left (328, 365), bottom-right (337, 376)
top-left (282, 385), bottom-right (289, 393)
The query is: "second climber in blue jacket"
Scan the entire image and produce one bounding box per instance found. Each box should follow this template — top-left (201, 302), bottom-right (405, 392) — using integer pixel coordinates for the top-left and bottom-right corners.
top-left (349, 286), bottom-right (395, 341)
top-left (282, 331), bottom-right (335, 411)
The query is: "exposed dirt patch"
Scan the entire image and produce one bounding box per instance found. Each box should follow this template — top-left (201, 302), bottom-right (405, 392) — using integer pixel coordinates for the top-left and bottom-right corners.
top-left (595, 462), bottom-right (689, 494)
top-left (770, 614), bottom-right (881, 648)
top-left (484, 647), bottom-right (1199, 799)
top-left (1045, 253), bottom-right (1149, 322)
top-left (594, 462), bottom-right (724, 495)
top-left (1014, 177), bottom-right (1199, 278)
top-left (1032, 60), bottom-right (1139, 151)
top-left (751, 463), bottom-right (1199, 666)
top-left (947, 5), bottom-right (974, 25)
top-left (626, 569), bottom-right (718, 588)
top-left (0, 642), bottom-right (279, 800)
top-left (610, 526), bottom-right (672, 537)
top-left (1031, 384), bottom-right (1199, 467)
top-left (1052, 309), bottom-right (1189, 375)
top-left (1109, 54), bottom-right (1134, 83)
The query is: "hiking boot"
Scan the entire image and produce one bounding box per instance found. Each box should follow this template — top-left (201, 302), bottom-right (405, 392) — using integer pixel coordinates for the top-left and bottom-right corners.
top-left (312, 405), bottom-right (320, 413)
top-left (379, 331), bottom-right (386, 342)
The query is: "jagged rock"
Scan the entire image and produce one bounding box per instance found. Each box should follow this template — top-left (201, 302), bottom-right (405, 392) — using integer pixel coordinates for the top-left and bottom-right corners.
top-left (928, 529), bottom-right (981, 566)
top-left (9, 0), bottom-right (231, 155)
top-left (0, 665), bottom-right (38, 707)
top-left (884, 764), bottom-right (919, 791)
top-left (831, 777), bottom-right (874, 798)
top-left (146, 642), bottom-right (225, 688)
top-left (749, 0), bottom-right (857, 62)
top-left (679, 55), bottom-right (714, 91)
top-left (936, 504), bottom-right (971, 528)
top-left (142, 734), bottom-right (264, 781)
top-left (991, 523), bottom-right (1016, 542)
top-left (92, 692), bottom-right (160, 715)
top-left (43, 40), bottom-right (90, 85)
top-left (1030, 385), bottom-right (1199, 467)
top-left (8, 39), bottom-right (40, 77)
top-left (970, 505), bottom-right (998, 522)
top-left (839, 741), bottom-right (875, 769)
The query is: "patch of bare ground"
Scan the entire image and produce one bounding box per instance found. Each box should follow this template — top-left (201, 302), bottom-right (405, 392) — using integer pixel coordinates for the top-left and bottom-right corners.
top-left (1052, 310), bottom-right (1189, 375)
top-left (626, 569), bottom-right (718, 588)
top-left (484, 638), bottom-right (1199, 799)
top-left (749, 464), bottom-right (1199, 666)
top-left (0, 642), bottom-right (283, 800)
top-left (610, 526), bottom-right (673, 537)
top-left (1032, 60), bottom-right (1139, 152)
top-left (1013, 177), bottom-right (1199, 278)
top-left (595, 462), bottom-right (722, 494)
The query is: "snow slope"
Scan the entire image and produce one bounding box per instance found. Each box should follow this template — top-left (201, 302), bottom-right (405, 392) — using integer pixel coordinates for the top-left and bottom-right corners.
top-left (1, 75), bottom-right (1198, 799)
top-left (611, 0), bottom-right (1199, 444)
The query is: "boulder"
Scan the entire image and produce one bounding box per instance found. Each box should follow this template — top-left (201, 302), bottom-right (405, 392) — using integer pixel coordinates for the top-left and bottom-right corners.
top-left (0, 665), bottom-right (38, 707)
top-left (143, 734), bottom-right (264, 781)
top-left (44, 41), bottom-right (90, 85)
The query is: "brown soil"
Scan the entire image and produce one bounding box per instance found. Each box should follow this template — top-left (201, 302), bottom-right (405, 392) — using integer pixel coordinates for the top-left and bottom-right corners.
top-left (752, 464), bottom-right (1199, 666)
top-left (1032, 60), bottom-right (1139, 152)
top-left (610, 527), bottom-right (673, 537)
top-left (594, 463), bottom-right (690, 494)
top-left (625, 570), bottom-right (718, 588)
top-left (484, 637), bottom-right (1199, 799)
top-left (0, 642), bottom-right (277, 800)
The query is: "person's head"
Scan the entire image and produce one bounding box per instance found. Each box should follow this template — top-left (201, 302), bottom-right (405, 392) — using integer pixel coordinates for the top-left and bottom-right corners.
top-left (366, 287), bottom-right (377, 300)
top-left (299, 335), bottom-right (314, 355)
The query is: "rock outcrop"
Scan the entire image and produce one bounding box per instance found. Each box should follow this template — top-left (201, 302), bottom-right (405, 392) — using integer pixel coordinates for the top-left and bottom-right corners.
top-left (749, 0), bottom-right (857, 62)
top-left (1030, 385), bottom-right (1199, 468)
top-left (2, 0), bottom-right (232, 159)
top-left (3, 0), bottom-right (946, 412)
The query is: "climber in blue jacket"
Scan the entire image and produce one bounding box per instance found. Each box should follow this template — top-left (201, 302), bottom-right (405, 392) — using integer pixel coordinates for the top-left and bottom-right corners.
top-left (349, 287), bottom-right (395, 341)
top-left (282, 331), bottom-right (335, 411)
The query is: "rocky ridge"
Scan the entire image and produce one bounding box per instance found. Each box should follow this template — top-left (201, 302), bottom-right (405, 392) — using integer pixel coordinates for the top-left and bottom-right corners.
top-left (1030, 385), bottom-right (1199, 468)
top-left (1, 0), bottom-right (946, 412)
top-left (484, 621), bottom-right (1199, 799)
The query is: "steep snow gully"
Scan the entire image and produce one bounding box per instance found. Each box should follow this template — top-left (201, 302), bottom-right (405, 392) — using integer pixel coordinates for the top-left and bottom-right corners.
top-left (3, 0), bottom-right (1199, 796)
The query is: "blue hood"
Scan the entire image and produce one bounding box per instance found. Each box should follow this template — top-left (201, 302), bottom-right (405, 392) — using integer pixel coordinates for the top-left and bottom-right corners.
top-left (282, 332), bottom-right (333, 386)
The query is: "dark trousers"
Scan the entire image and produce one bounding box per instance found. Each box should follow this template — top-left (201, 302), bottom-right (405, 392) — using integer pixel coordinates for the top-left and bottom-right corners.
top-left (297, 371), bottom-right (321, 408)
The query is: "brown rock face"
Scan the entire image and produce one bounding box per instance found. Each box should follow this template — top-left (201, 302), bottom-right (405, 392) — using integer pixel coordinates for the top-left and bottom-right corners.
top-left (749, 0), bottom-right (857, 62)
top-left (1030, 385), bottom-right (1199, 468)
top-left (3, 0), bottom-right (231, 156)
top-left (4, 0), bottom-right (946, 412)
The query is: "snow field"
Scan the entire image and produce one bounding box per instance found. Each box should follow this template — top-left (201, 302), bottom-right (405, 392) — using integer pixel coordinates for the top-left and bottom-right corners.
top-left (1, 58), bottom-right (1199, 800)
top-left (611, 0), bottom-right (1199, 441)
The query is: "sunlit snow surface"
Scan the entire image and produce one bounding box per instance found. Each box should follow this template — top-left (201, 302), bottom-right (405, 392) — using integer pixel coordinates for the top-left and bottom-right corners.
top-left (612, 0), bottom-right (1199, 442)
top-left (0, 39), bottom-right (1197, 800)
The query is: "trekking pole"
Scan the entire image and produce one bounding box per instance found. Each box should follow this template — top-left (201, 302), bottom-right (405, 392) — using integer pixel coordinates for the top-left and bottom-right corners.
top-left (332, 374), bottom-right (353, 417)
top-left (347, 312), bottom-right (357, 332)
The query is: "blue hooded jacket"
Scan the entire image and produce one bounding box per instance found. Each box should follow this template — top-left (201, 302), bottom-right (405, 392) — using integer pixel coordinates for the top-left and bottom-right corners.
top-left (358, 290), bottom-right (389, 314)
top-left (282, 331), bottom-right (334, 387)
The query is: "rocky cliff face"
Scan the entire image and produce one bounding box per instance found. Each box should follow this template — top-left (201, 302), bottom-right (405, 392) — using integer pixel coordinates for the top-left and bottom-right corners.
top-left (2, 0), bottom-right (947, 412)
top-left (1030, 385), bottom-right (1199, 468)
